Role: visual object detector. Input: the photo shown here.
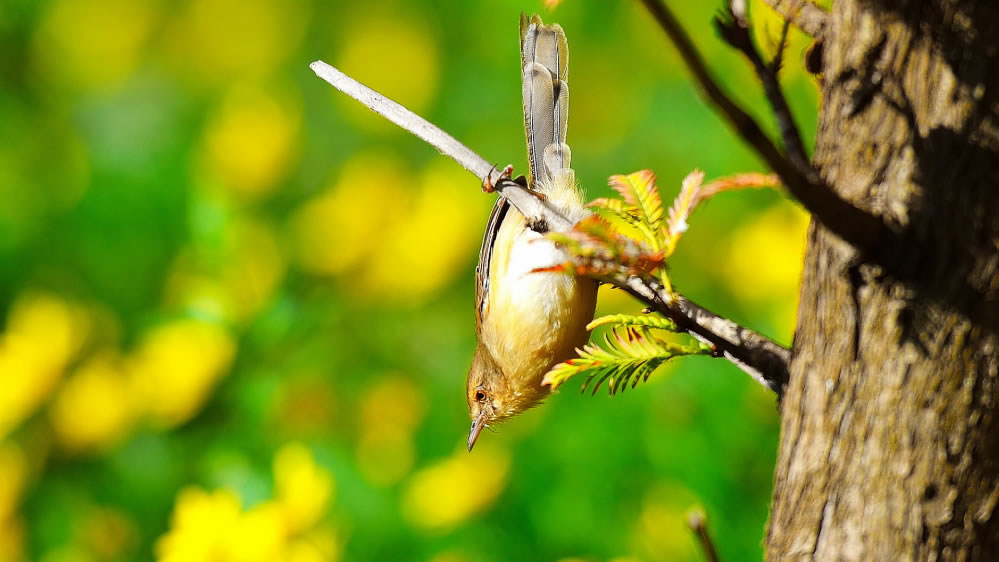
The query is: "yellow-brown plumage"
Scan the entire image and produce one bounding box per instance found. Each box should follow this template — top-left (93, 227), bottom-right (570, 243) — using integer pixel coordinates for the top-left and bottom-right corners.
top-left (466, 15), bottom-right (597, 450)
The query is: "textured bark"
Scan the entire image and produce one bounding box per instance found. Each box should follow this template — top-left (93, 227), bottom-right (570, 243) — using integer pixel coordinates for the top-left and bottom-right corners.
top-left (767, 1), bottom-right (999, 560)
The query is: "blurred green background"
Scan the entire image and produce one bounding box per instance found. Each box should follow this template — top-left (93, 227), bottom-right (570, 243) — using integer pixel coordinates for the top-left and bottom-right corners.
top-left (0, 0), bottom-right (818, 560)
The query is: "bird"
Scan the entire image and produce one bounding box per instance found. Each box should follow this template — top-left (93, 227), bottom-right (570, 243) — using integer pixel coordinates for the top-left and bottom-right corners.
top-left (466, 14), bottom-right (597, 451)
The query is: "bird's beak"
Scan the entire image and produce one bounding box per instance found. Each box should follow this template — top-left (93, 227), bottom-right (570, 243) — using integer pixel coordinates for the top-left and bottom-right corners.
top-left (467, 409), bottom-right (488, 451)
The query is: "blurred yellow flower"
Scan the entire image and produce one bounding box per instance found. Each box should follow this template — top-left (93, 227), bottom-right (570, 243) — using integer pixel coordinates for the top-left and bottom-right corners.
top-left (401, 444), bottom-right (510, 531)
top-left (273, 443), bottom-right (334, 534)
top-left (0, 292), bottom-right (90, 440)
top-left (157, 444), bottom-right (338, 562)
top-left (334, 15), bottom-right (438, 129)
top-left (202, 84), bottom-right (302, 200)
top-left (284, 527), bottom-right (339, 562)
top-left (164, 0), bottom-right (308, 84)
top-left (291, 152), bottom-right (411, 276)
top-left (722, 202), bottom-right (809, 337)
top-left (297, 156), bottom-right (487, 301)
top-left (48, 352), bottom-right (136, 453)
top-left (32, 0), bottom-right (158, 90)
top-left (157, 487), bottom-right (242, 562)
top-left (361, 161), bottom-right (490, 299)
top-left (128, 319), bottom-right (236, 428)
top-left (223, 501), bottom-right (287, 562)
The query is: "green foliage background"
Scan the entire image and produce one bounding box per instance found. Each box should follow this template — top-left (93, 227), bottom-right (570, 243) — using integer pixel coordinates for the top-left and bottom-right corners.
top-left (0, 0), bottom-right (819, 560)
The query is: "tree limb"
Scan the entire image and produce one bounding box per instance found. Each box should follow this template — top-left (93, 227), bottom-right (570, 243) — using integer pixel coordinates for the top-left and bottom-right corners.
top-left (636, 0), bottom-right (899, 269)
top-left (310, 58), bottom-right (790, 396)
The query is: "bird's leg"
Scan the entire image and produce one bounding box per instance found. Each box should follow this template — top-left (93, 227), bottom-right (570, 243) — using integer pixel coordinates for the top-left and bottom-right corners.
top-left (481, 164), bottom-right (515, 193)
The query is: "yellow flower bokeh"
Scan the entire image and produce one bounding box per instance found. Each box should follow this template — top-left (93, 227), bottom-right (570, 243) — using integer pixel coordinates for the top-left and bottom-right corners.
top-left (360, 161), bottom-right (490, 300)
top-left (201, 84), bottom-right (302, 201)
top-left (291, 152), bottom-right (411, 277)
top-left (401, 444), bottom-right (510, 531)
top-left (0, 292), bottom-right (91, 440)
top-left (32, 0), bottom-right (159, 91)
top-left (157, 487), bottom-right (243, 562)
top-left (128, 319), bottom-right (237, 428)
top-left (163, 0), bottom-right (309, 85)
top-left (274, 442), bottom-right (334, 534)
top-left (48, 352), bottom-right (136, 453)
top-left (722, 202), bottom-right (809, 338)
top-left (292, 156), bottom-right (488, 301)
top-left (157, 443), bottom-right (337, 562)
top-left (334, 15), bottom-right (439, 130)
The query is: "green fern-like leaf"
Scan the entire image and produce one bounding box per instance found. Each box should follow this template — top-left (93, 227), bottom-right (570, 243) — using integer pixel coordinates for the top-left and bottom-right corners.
top-left (609, 170), bottom-right (664, 230)
top-left (543, 327), bottom-right (711, 395)
top-left (586, 313), bottom-right (678, 332)
top-left (665, 170), bottom-right (704, 254)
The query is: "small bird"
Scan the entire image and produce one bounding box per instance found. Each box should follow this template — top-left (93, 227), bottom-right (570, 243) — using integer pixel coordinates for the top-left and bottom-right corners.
top-left (466, 14), bottom-right (597, 451)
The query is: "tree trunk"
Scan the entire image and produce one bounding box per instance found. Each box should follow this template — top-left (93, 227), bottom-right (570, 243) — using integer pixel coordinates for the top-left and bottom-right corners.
top-left (767, 1), bottom-right (999, 559)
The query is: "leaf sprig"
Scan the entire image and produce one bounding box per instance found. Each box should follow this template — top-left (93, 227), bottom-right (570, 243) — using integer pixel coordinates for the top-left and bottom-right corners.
top-left (541, 169), bottom-right (780, 396)
top-left (542, 325), bottom-right (712, 395)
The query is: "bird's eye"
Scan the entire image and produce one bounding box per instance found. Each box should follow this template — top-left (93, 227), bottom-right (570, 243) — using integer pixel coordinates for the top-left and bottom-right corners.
top-left (475, 390), bottom-right (486, 402)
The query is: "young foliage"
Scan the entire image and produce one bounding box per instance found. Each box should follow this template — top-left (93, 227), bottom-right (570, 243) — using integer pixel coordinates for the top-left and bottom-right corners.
top-left (542, 326), bottom-right (712, 395)
top-left (540, 169), bottom-right (780, 396)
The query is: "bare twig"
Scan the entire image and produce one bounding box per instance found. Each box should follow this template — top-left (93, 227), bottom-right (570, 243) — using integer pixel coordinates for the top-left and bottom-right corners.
top-left (688, 509), bottom-right (722, 562)
top-left (311, 58), bottom-right (790, 395)
top-left (310, 60), bottom-right (569, 232)
top-left (770, 20), bottom-right (791, 74)
top-left (311, 61), bottom-right (501, 185)
top-left (762, 0), bottom-right (828, 38)
top-left (637, 0), bottom-right (897, 268)
top-left (714, 8), bottom-right (808, 179)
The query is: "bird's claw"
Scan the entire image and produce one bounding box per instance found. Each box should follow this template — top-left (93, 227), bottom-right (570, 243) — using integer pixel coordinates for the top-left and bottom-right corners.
top-left (482, 164), bottom-right (514, 193)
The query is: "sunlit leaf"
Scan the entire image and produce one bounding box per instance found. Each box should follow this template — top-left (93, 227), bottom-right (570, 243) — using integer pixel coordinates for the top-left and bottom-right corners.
top-left (586, 313), bottom-right (678, 332)
top-left (609, 170), bottom-right (663, 230)
top-left (696, 172), bottom-right (781, 209)
top-left (542, 326), bottom-right (710, 395)
top-left (666, 170), bottom-right (704, 253)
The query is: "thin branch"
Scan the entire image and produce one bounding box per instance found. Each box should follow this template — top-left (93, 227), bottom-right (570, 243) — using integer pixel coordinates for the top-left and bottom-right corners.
top-left (770, 20), bottom-right (791, 75)
top-left (311, 58), bottom-right (790, 395)
top-left (637, 0), bottom-right (898, 269)
top-left (615, 275), bottom-right (789, 397)
top-left (310, 61), bottom-right (506, 189)
top-left (688, 509), bottom-right (722, 562)
top-left (762, 0), bottom-right (829, 38)
top-left (714, 8), bottom-right (809, 180)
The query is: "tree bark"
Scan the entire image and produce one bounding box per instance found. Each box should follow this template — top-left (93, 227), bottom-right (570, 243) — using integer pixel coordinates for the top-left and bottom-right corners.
top-left (767, 1), bottom-right (999, 559)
